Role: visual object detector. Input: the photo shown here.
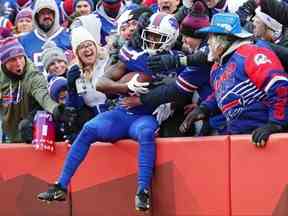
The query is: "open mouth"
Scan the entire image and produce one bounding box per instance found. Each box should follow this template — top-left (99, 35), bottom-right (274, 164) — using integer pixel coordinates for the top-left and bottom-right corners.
top-left (83, 50), bottom-right (94, 58)
top-left (161, 5), bottom-right (171, 12)
top-left (16, 68), bottom-right (23, 75)
top-left (125, 33), bottom-right (133, 39)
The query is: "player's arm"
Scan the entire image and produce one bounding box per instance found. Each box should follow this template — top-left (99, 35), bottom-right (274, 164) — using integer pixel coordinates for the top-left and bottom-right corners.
top-left (139, 82), bottom-right (184, 109)
top-left (141, 65), bottom-right (208, 108)
top-left (147, 50), bottom-right (211, 73)
top-left (96, 61), bottom-right (129, 94)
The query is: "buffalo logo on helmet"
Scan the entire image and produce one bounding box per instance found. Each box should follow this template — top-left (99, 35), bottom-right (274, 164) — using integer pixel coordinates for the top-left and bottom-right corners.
top-left (168, 17), bottom-right (178, 30)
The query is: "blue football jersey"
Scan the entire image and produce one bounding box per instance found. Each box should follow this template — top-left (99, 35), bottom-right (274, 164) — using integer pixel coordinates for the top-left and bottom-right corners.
top-left (118, 45), bottom-right (183, 115)
top-left (19, 28), bottom-right (71, 72)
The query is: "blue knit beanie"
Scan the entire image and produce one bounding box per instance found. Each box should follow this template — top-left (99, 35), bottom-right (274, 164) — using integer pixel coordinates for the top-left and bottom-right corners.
top-left (48, 76), bottom-right (68, 102)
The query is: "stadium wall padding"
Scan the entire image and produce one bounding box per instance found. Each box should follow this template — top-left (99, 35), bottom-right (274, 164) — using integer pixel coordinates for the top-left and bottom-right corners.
top-left (0, 134), bottom-right (286, 216)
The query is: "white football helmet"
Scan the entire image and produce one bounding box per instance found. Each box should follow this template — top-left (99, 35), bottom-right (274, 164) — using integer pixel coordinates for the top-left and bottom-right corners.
top-left (141, 12), bottom-right (179, 55)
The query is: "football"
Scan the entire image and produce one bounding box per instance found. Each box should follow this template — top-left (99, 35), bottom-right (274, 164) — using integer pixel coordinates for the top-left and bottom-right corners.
top-left (118, 72), bottom-right (152, 83)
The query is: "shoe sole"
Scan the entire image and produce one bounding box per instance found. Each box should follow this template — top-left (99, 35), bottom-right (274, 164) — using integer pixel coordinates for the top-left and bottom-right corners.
top-left (135, 206), bottom-right (150, 213)
top-left (38, 198), bottom-right (51, 204)
top-left (37, 196), bottom-right (66, 203)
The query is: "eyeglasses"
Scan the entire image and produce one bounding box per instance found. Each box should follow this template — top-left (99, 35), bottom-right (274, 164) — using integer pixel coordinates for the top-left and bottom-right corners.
top-left (78, 41), bottom-right (95, 51)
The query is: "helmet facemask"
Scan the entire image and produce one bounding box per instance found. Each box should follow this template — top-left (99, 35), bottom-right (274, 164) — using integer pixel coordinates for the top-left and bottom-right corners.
top-left (141, 28), bottom-right (174, 55)
top-left (140, 12), bottom-right (179, 55)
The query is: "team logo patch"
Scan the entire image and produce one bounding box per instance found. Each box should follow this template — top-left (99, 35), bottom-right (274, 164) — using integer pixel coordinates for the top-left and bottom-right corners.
top-left (168, 17), bottom-right (178, 30)
top-left (216, 23), bottom-right (233, 32)
top-left (254, 53), bottom-right (272, 66)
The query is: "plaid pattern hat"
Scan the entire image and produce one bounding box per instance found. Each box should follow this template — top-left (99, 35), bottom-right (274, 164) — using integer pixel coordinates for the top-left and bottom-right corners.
top-left (181, 1), bottom-right (210, 38)
top-left (0, 36), bottom-right (26, 64)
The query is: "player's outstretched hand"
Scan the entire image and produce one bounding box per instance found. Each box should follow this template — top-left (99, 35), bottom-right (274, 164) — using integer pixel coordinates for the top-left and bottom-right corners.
top-left (127, 74), bottom-right (150, 95)
top-left (153, 103), bottom-right (174, 125)
top-left (147, 54), bottom-right (180, 73)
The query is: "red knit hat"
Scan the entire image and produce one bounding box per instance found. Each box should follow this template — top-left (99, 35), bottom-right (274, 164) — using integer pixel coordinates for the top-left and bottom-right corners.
top-left (181, 1), bottom-right (210, 38)
top-left (16, 0), bottom-right (32, 7)
top-left (63, 0), bottom-right (74, 17)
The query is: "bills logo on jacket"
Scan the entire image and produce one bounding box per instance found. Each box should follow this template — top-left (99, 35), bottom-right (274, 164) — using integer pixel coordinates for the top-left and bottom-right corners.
top-left (208, 43), bottom-right (287, 130)
top-left (254, 53), bottom-right (272, 66)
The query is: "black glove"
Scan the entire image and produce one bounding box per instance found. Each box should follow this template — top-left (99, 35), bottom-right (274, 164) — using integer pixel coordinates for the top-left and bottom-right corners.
top-left (62, 106), bottom-right (94, 144)
top-left (179, 105), bottom-right (209, 134)
top-left (52, 104), bottom-right (65, 123)
top-left (18, 118), bottom-right (33, 143)
top-left (62, 107), bottom-right (79, 134)
top-left (129, 30), bottom-right (142, 49)
top-left (251, 122), bottom-right (283, 147)
top-left (67, 64), bottom-right (81, 91)
top-left (236, 0), bottom-right (256, 25)
top-left (129, 12), bottom-right (151, 49)
top-left (137, 12), bottom-right (151, 29)
top-left (147, 54), bottom-right (181, 73)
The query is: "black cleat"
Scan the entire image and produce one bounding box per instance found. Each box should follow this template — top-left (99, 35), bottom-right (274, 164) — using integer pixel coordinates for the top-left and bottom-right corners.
top-left (37, 183), bottom-right (67, 202)
top-left (135, 188), bottom-right (151, 212)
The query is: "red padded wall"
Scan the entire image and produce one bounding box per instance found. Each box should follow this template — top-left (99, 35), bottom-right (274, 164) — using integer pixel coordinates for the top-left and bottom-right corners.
top-left (0, 134), bottom-right (287, 216)
top-left (0, 143), bottom-right (71, 216)
top-left (230, 134), bottom-right (288, 216)
top-left (70, 136), bottom-right (230, 216)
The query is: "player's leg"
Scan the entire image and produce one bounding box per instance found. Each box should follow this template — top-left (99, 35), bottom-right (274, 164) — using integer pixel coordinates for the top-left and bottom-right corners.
top-left (129, 115), bottom-right (158, 211)
top-left (37, 109), bottom-right (131, 202)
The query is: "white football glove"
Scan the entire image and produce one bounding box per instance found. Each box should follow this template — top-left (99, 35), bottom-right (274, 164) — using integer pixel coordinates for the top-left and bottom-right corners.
top-left (127, 74), bottom-right (149, 95)
top-left (153, 103), bottom-right (174, 125)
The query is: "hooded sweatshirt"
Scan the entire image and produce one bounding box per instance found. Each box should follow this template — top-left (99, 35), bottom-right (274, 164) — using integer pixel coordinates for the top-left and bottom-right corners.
top-left (19, 0), bottom-right (71, 71)
top-left (0, 59), bottom-right (58, 143)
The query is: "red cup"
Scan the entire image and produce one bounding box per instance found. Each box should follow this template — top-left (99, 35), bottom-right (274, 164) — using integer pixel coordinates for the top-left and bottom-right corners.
top-left (32, 111), bottom-right (56, 152)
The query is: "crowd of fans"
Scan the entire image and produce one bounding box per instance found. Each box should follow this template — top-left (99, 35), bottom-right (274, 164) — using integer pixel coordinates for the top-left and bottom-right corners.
top-left (0, 0), bottom-right (288, 212)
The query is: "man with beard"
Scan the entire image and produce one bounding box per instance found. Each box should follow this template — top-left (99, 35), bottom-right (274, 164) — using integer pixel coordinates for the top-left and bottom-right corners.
top-left (19, 0), bottom-right (71, 72)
